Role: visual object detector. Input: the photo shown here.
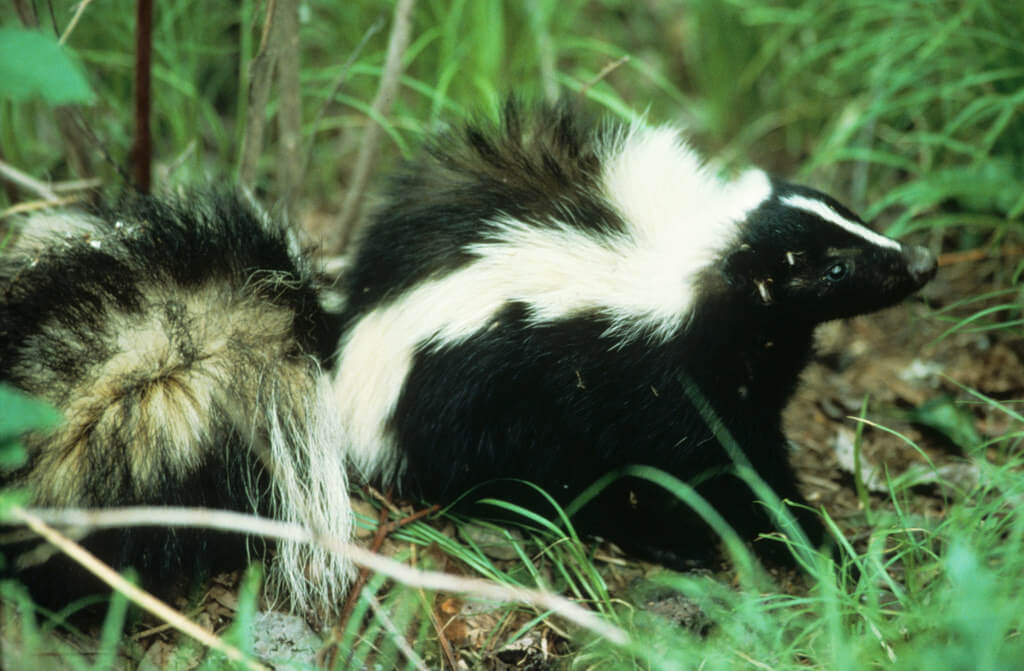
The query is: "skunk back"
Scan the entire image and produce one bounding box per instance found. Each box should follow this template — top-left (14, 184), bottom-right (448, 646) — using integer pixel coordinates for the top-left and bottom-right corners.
top-left (333, 102), bottom-right (936, 566)
top-left (0, 192), bottom-right (352, 614)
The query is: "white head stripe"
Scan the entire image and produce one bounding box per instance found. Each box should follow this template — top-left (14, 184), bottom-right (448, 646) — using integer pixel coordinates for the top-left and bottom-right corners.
top-left (781, 194), bottom-right (902, 251)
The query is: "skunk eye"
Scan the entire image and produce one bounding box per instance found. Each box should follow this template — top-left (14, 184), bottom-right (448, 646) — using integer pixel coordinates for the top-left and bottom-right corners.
top-left (824, 261), bottom-right (849, 282)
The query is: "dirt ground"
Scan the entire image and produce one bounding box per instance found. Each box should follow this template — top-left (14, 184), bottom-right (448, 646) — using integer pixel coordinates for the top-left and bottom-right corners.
top-left (788, 254), bottom-right (1022, 530)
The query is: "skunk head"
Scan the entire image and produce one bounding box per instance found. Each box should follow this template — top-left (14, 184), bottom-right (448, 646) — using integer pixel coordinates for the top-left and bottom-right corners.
top-left (721, 181), bottom-right (936, 325)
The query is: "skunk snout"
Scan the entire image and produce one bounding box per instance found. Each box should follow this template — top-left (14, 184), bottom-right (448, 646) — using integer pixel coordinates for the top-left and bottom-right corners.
top-left (903, 244), bottom-right (937, 286)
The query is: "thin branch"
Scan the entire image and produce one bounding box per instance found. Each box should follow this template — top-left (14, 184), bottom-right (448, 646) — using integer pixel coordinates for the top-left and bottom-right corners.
top-left (0, 196), bottom-right (85, 220)
top-left (382, 503), bottom-right (440, 534)
top-left (64, 109), bottom-right (125, 181)
top-left (54, 110), bottom-right (97, 178)
top-left (58, 0), bottom-right (96, 46)
top-left (12, 0), bottom-right (37, 26)
top-left (367, 484), bottom-right (404, 516)
top-left (0, 146), bottom-right (17, 203)
top-left (579, 55), bottom-right (630, 98)
top-left (0, 159), bottom-right (59, 201)
top-left (239, 0), bottom-right (280, 188)
top-left (131, 0), bottom-right (153, 192)
top-left (45, 0), bottom-right (58, 36)
top-left (334, 495), bottom-right (392, 639)
top-left (8, 507), bottom-right (270, 671)
top-left (330, 0), bottom-right (417, 254)
top-left (13, 505), bottom-right (628, 645)
top-left (425, 593), bottom-right (460, 670)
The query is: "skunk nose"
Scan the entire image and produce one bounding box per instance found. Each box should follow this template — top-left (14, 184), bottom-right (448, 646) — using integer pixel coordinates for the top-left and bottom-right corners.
top-left (903, 244), bottom-right (937, 285)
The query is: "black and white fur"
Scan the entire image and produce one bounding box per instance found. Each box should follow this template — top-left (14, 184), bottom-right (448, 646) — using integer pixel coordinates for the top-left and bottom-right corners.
top-left (333, 103), bottom-right (936, 566)
top-left (0, 192), bottom-right (353, 613)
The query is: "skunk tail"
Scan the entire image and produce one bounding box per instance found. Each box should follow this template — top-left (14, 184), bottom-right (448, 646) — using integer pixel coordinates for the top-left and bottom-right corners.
top-left (0, 191), bottom-right (352, 614)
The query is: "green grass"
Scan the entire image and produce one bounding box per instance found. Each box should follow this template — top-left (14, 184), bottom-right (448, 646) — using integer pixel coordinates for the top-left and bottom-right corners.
top-left (2, 0), bottom-right (1024, 669)
top-left (337, 431), bottom-right (1024, 671)
top-left (5, 1), bottom-right (1023, 235)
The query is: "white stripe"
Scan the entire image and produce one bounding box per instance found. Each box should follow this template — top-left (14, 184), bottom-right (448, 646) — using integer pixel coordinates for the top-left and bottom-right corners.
top-left (335, 125), bottom-right (773, 478)
top-left (335, 218), bottom-right (700, 478)
top-left (781, 194), bottom-right (902, 251)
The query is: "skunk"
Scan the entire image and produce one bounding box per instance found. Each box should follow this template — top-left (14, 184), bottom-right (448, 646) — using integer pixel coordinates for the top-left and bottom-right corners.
top-left (0, 192), bottom-right (352, 613)
top-left (333, 103), bottom-right (937, 566)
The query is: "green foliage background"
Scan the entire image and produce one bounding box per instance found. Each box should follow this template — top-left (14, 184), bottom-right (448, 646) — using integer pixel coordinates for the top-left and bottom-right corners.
top-left (4, 0), bottom-right (1022, 244)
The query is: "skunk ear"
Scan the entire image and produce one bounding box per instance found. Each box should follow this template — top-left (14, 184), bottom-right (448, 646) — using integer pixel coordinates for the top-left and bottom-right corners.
top-left (723, 245), bottom-right (758, 286)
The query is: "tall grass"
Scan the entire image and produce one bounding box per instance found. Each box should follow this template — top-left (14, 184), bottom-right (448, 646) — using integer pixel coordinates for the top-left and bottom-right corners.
top-left (6, 1), bottom-right (1022, 237)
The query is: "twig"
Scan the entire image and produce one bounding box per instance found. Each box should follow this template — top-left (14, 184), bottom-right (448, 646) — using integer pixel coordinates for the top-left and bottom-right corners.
top-left (367, 485), bottom-right (404, 516)
top-left (8, 507), bottom-right (270, 671)
top-left (158, 140), bottom-right (197, 182)
top-left (0, 195), bottom-right (86, 220)
top-left (425, 592), bottom-right (460, 670)
top-left (12, 0), bottom-right (38, 26)
top-left (382, 504), bottom-right (440, 534)
top-left (0, 159), bottom-right (59, 201)
top-left (61, 110), bottom-right (117, 180)
top-left (333, 499), bottom-right (440, 635)
top-left (132, 0), bottom-right (153, 192)
top-left (131, 605), bottom-right (206, 640)
top-left (326, 496), bottom-right (445, 667)
top-left (58, 0), bottom-right (96, 45)
top-left (579, 55), bottom-right (630, 98)
top-left (239, 0), bottom-right (280, 188)
top-left (0, 146), bottom-right (17, 203)
top-left (13, 505), bottom-right (628, 644)
top-left (334, 497), bottom-right (393, 640)
top-left (56, 113), bottom-right (98, 178)
top-left (331, 0), bottom-right (417, 254)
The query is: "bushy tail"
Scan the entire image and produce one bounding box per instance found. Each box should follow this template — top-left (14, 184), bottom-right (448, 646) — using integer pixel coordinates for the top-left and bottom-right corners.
top-left (0, 191), bottom-right (352, 614)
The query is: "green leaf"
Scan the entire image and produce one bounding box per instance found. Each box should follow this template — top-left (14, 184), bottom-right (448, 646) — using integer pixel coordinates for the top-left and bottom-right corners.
top-left (0, 442), bottom-right (27, 470)
top-left (0, 384), bottom-right (62, 444)
top-left (906, 395), bottom-right (983, 452)
top-left (0, 27), bottom-right (95, 104)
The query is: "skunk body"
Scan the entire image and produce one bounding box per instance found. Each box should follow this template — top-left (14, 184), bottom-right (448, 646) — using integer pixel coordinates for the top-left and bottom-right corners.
top-left (334, 104), bottom-right (936, 565)
top-left (0, 192), bottom-right (352, 613)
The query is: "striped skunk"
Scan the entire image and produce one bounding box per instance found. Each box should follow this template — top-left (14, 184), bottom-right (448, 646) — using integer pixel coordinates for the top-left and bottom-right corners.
top-left (333, 102), bottom-right (937, 567)
top-left (0, 192), bottom-right (353, 614)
